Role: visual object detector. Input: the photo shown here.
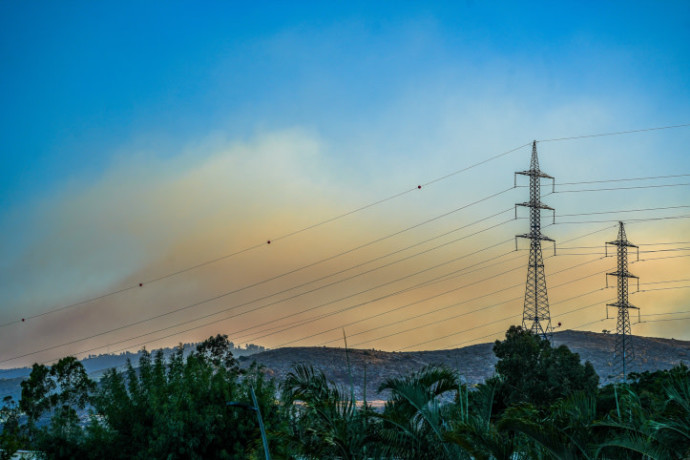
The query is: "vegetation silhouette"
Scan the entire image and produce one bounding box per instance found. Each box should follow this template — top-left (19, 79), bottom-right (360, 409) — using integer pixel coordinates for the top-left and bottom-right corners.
top-left (1, 329), bottom-right (689, 459)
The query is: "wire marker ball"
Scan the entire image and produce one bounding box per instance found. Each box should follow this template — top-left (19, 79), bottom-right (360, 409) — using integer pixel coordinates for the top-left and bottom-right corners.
top-left (417, 185), bottom-right (422, 189)
top-left (267, 240), bottom-right (271, 245)
top-left (139, 283), bottom-right (143, 287)
top-left (21, 318), bottom-right (25, 322)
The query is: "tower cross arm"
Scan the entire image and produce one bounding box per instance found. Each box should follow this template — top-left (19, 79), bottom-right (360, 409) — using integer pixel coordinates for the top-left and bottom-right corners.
top-left (516, 201), bottom-right (554, 211)
top-left (606, 270), bottom-right (639, 279)
top-left (515, 170), bottom-right (554, 180)
top-left (517, 233), bottom-right (554, 242)
top-left (606, 302), bottom-right (639, 310)
top-left (606, 240), bottom-right (638, 248)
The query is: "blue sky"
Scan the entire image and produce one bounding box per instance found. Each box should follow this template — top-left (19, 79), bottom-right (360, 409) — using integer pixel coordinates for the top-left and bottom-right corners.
top-left (3, 1), bottom-right (688, 205)
top-left (1, 2), bottom-right (690, 366)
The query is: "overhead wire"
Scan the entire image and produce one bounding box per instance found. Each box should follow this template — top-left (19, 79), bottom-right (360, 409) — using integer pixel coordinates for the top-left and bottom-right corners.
top-left (311, 253), bottom-right (610, 349)
top-left (88, 224), bottom-right (619, 356)
top-left (387, 264), bottom-right (613, 351)
top-left (230, 224), bottom-right (615, 345)
top-left (537, 122), bottom-right (690, 143)
top-left (0, 186), bottom-right (518, 330)
top-left (5, 122), bottom-right (690, 363)
top-left (88, 231), bottom-right (521, 358)
top-left (0, 143), bottom-right (534, 329)
top-left (270, 224), bottom-right (619, 348)
top-left (0, 211), bottom-right (521, 365)
top-left (554, 183), bottom-right (690, 194)
top-left (399, 295), bottom-right (616, 351)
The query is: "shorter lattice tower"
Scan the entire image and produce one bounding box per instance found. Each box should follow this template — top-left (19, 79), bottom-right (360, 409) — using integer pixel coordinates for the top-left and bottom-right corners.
top-left (605, 221), bottom-right (640, 382)
top-left (515, 141), bottom-right (555, 340)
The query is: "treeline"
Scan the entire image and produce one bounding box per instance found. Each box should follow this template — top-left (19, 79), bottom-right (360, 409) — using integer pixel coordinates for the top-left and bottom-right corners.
top-left (1, 327), bottom-right (689, 459)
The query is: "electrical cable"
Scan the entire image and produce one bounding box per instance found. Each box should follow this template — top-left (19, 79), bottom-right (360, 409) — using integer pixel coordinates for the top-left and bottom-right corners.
top-left (555, 183), bottom-right (690, 193)
top-left (313, 255), bottom-right (609, 349)
top-left (94, 224), bottom-right (617, 356)
top-left (537, 122), bottom-right (690, 143)
top-left (0, 186), bottom-right (518, 329)
top-left (0, 218), bottom-right (519, 365)
top-left (373, 264), bottom-right (611, 351)
top-left (557, 174), bottom-right (690, 186)
top-left (400, 296), bottom-right (616, 351)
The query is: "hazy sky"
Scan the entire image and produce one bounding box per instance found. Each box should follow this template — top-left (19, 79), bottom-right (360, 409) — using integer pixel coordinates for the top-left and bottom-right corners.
top-left (1, 2), bottom-right (690, 368)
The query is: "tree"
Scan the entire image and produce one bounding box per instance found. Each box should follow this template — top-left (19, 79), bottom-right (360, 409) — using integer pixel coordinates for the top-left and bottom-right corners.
top-left (0, 397), bottom-right (24, 460)
top-left (491, 326), bottom-right (599, 411)
top-left (280, 363), bottom-right (372, 459)
top-left (91, 334), bottom-right (279, 459)
top-left (18, 356), bottom-right (95, 458)
top-left (376, 365), bottom-right (466, 460)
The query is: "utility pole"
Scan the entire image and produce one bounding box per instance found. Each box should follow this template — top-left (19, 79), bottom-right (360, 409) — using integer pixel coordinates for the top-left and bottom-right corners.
top-left (515, 141), bottom-right (555, 340)
top-left (605, 221), bottom-right (640, 382)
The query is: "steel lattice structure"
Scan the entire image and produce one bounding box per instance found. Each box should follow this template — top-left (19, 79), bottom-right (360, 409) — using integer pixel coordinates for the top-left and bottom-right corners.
top-left (605, 221), bottom-right (640, 382)
top-left (515, 141), bottom-right (555, 340)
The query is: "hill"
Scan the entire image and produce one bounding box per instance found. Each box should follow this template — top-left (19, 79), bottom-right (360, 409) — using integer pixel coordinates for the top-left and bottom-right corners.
top-left (240, 330), bottom-right (690, 399)
top-left (2, 330), bottom-right (688, 403)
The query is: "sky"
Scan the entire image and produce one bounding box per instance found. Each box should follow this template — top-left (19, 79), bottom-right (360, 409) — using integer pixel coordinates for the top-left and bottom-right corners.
top-left (1, 1), bottom-right (690, 369)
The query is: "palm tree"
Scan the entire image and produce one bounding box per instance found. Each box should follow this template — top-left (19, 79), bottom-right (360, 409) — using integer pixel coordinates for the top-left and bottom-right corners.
top-left (443, 379), bottom-right (517, 460)
top-left (596, 376), bottom-right (690, 459)
top-left (375, 365), bottom-right (467, 459)
top-left (281, 364), bottom-right (371, 459)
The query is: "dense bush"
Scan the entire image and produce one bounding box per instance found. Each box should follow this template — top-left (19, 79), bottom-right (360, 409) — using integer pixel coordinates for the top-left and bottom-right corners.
top-left (1, 329), bottom-right (689, 459)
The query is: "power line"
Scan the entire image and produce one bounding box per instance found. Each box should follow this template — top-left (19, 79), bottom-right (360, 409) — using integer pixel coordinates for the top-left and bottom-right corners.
top-left (1, 143), bottom-right (537, 329)
top-left (555, 183), bottom-right (690, 194)
top-left (5, 123), bottom-right (689, 332)
top-left (560, 241), bottom-right (690, 250)
top-left (0, 186), bottom-right (518, 329)
top-left (5, 175), bottom-right (686, 330)
top-left (242, 231), bottom-right (611, 347)
top-left (97, 248), bottom-right (523, 360)
top-left (394, 269), bottom-right (613, 351)
top-left (641, 309), bottom-right (690, 318)
top-left (349, 274), bottom-right (609, 350)
top-left (94, 224), bottom-right (618, 356)
top-left (314, 255), bottom-right (609, 349)
top-left (557, 205), bottom-right (690, 218)
top-left (553, 213), bottom-right (690, 225)
top-left (637, 285), bottom-right (690, 293)
top-left (321, 225), bottom-right (645, 351)
top-left (641, 316), bottom-right (690, 324)
top-left (643, 278), bottom-right (690, 285)
top-left (537, 122), bottom-right (690, 143)
top-left (557, 174), bottom-right (690, 186)
top-left (553, 246), bottom-right (690, 256)
top-left (0, 219), bottom-right (519, 365)
top-left (637, 253), bottom-right (690, 263)
top-left (236, 247), bottom-right (525, 344)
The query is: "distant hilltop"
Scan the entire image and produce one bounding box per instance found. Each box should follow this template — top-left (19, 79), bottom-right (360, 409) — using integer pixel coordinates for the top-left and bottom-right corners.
top-left (2, 330), bottom-right (689, 402)
top-left (240, 330), bottom-right (690, 399)
top-left (0, 340), bottom-right (265, 400)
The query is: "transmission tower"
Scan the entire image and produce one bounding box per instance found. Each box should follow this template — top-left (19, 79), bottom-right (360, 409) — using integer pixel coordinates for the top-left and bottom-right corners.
top-left (605, 221), bottom-right (640, 382)
top-left (515, 141), bottom-right (555, 340)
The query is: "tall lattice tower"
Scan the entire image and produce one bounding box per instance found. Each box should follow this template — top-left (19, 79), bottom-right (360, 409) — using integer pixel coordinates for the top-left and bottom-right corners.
top-left (605, 221), bottom-right (640, 381)
top-left (515, 141), bottom-right (555, 339)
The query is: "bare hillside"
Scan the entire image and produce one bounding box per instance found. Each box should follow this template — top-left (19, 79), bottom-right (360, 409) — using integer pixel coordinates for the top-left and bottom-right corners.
top-left (240, 330), bottom-right (690, 399)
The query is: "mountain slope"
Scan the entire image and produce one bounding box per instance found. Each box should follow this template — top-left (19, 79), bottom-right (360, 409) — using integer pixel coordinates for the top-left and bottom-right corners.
top-left (240, 330), bottom-right (690, 399)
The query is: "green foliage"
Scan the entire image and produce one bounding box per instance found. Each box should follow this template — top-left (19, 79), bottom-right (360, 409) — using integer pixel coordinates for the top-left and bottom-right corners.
top-left (3, 328), bottom-right (689, 459)
top-left (375, 365), bottom-right (466, 459)
top-left (444, 380), bottom-right (515, 460)
top-left (91, 334), bottom-right (278, 459)
top-left (0, 397), bottom-right (24, 460)
top-left (280, 363), bottom-right (372, 459)
top-left (491, 325), bottom-right (599, 411)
